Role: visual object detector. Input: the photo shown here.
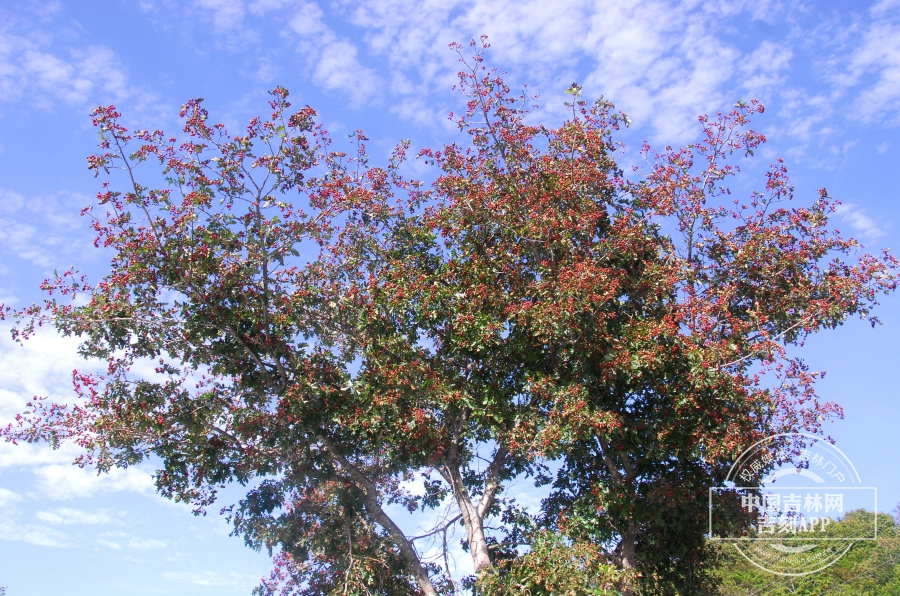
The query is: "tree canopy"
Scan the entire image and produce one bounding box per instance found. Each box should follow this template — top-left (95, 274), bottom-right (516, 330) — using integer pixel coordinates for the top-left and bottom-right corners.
top-left (2, 40), bottom-right (896, 595)
top-left (714, 510), bottom-right (900, 595)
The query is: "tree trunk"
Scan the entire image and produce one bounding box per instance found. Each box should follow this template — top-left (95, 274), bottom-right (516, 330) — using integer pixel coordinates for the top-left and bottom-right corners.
top-left (361, 491), bottom-right (441, 596)
top-left (321, 437), bottom-right (440, 596)
top-left (463, 499), bottom-right (493, 574)
top-left (619, 524), bottom-right (637, 596)
top-left (439, 419), bottom-right (508, 583)
top-left (444, 464), bottom-right (493, 574)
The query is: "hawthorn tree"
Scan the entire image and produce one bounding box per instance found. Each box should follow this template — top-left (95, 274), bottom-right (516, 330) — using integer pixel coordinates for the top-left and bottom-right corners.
top-left (1, 40), bottom-right (896, 595)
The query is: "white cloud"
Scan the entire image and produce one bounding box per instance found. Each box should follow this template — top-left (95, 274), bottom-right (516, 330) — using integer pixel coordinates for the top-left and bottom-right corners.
top-left (849, 22), bottom-right (900, 123)
top-left (740, 41), bottom-right (794, 93)
top-left (195, 0), bottom-right (311, 30)
top-left (286, 2), bottom-right (381, 104)
top-left (0, 325), bottom-right (91, 425)
top-left (0, 219), bottom-right (44, 266)
top-left (0, 9), bottom-right (171, 124)
top-left (129, 537), bottom-right (167, 549)
top-left (0, 187), bottom-right (25, 214)
top-left (34, 464), bottom-right (154, 500)
top-left (249, 0), bottom-right (294, 13)
top-left (0, 522), bottom-right (68, 547)
top-left (341, 0), bottom-right (793, 142)
top-left (35, 507), bottom-right (112, 525)
top-left (814, 2), bottom-right (900, 124)
top-left (163, 571), bottom-right (256, 587)
top-left (125, 0), bottom-right (876, 147)
top-left (30, 2), bottom-right (64, 21)
top-left (0, 188), bottom-right (93, 270)
top-left (0, 33), bottom-right (133, 109)
top-left (878, 140), bottom-right (891, 153)
top-left (0, 442), bottom-right (81, 470)
top-left (252, 56), bottom-right (280, 82)
top-left (581, 5), bottom-right (741, 141)
top-left (835, 202), bottom-right (887, 242)
top-left (148, 1), bottom-right (383, 102)
top-left (0, 490), bottom-right (69, 547)
top-left (195, 0), bottom-right (247, 30)
top-left (389, 96), bottom-right (454, 131)
top-left (95, 532), bottom-right (166, 549)
top-left (0, 324), bottom-right (156, 500)
top-left (0, 486), bottom-right (22, 507)
top-left (776, 87), bottom-right (838, 144)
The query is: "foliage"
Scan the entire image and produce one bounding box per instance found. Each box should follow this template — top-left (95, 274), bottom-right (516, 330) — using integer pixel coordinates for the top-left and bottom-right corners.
top-left (478, 531), bottom-right (627, 595)
top-left (0, 39), bottom-right (896, 595)
top-left (713, 509), bottom-right (900, 595)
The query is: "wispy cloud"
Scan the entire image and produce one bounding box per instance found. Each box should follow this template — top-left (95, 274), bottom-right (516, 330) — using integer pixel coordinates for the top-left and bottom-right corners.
top-left (0, 31), bottom-right (133, 109)
top-left (0, 522), bottom-right (68, 547)
top-left (0, 7), bottom-right (171, 125)
top-left (0, 325), bottom-right (94, 424)
top-left (28, 1), bottom-right (65, 21)
top-left (740, 40), bottom-right (794, 93)
top-left (0, 487), bottom-right (22, 507)
top-left (0, 489), bottom-right (69, 547)
top-left (95, 531), bottom-right (166, 550)
top-left (34, 464), bottom-right (155, 500)
top-left (814, 1), bottom-right (900, 124)
top-left (286, 2), bottom-right (381, 105)
top-left (342, 0), bottom-right (802, 141)
top-left (0, 326), bottom-right (155, 500)
top-left (195, 0), bottom-right (247, 30)
top-left (36, 507), bottom-right (113, 525)
top-left (122, 0), bottom-right (897, 146)
top-left (139, 0), bottom-right (383, 103)
top-left (129, 537), bottom-right (167, 549)
top-left (0, 188), bottom-right (94, 275)
top-left (849, 25), bottom-right (900, 123)
top-left (163, 571), bottom-right (257, 587)
top-left (835, 202), bottom-right (887, 241)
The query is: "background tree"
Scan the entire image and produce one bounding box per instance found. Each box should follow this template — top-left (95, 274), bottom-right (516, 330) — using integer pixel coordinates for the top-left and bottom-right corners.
top-left (1, 40), bottom-right (895, 595)
top-left (713, 508), bottom-right (900, 595)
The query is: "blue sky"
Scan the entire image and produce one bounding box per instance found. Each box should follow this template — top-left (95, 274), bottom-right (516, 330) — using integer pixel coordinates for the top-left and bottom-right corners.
top-left (1, 0), bottom-right (899, 594)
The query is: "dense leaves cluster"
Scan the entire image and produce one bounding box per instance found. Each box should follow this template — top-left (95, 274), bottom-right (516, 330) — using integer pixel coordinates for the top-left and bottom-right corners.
top-left (1, 40), bottom-right (896, 595)
top-left (714, 510), bottom-right (900, 595)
